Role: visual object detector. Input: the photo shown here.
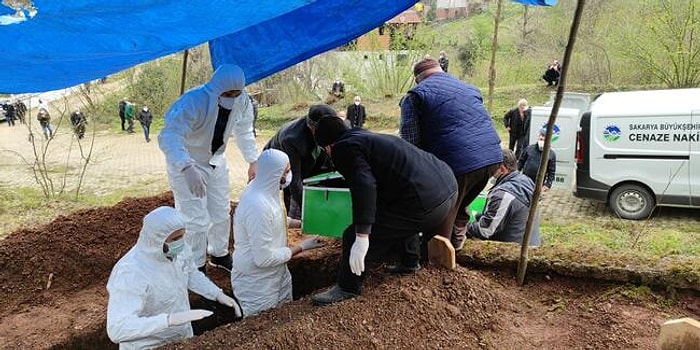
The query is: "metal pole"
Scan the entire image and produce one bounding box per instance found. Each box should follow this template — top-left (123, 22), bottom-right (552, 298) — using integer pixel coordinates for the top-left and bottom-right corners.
top-left (517, 0), bottom-right (586, 286)
top-left (179, 49), bottom-right (189, 96)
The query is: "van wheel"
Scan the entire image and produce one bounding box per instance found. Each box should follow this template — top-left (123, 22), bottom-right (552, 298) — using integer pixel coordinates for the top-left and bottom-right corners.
top-left (609, 184), bottom-right (655, 220)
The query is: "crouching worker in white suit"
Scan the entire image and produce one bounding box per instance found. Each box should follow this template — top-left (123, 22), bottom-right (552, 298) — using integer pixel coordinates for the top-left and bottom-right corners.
top-left (232, 149), bottom-right (324, 316)
top-left (106, 206), bottom-right (242, 350)
top-left (159, 64), bottom-right (258, 274)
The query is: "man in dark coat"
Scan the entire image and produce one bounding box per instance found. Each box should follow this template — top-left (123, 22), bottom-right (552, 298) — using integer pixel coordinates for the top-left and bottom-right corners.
top-left (518, 129), bottom-right (557, 191)
top-left (400, 58), bottom-right (502, 251)
top-left (118, 98), bottom-right (127, 131)
top-left (311, 116), bottom-right (457, 306)
top-left (503, 98), bottom-right (532, 159)
top-left (263, 104), bottom-right (335, 221)
top-left (138, 106), bottom-right (153, 142)
top-left (70, 109), bottom-right (87, 139)
top-left (345, 95), bottom-right (366, 128)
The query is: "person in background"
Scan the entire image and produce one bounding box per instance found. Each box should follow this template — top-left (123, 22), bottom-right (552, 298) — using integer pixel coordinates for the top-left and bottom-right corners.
top-left (399, 58), bottom-right (502, 251)
top-left (263, 104), bottom-right (335, 223)
top-left (331, 79), bottom-right (345, 99)
top-left (466, 149), bottom-right (541, 246)
top-left (232, 149), bottom-right (324, 316)
top-left (3, 102), bottom-right (15, 127)
top-left (503, 99), bottom-right (531, 159)
top-left (70, 109), bottom-right (88, 139)
top-left (159, 64), bottom-right (258, 275)
top-left (118, 98), bottom-right (127, 131)
top-left (346, 95), bottom-right (367, 129)
top-left (518, 128), bottom-right (556, 192)
top-left (438, 50), bottom-right (449, 73)
top-left (311, 116), bottom-right (457, 306)
top-left (138, 106), bottom-right (153, 142)
top-left (106, 206), bottom-right (242, 350)
top-left (37, 107), bottom-right (53, 139)
top-left (124, 102), bottom-right (135, 133)
top-left (16, 100), bottom-right (27, 124)
top-left (542, 59), bottom-right (561, 86)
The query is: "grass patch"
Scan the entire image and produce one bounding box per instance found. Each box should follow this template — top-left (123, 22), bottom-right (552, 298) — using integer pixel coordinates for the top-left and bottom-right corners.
top-left (541, 218), bottom-right (700, 257)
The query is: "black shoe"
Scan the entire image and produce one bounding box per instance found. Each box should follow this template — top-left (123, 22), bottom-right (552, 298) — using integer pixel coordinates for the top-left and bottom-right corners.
top-left (209, 253), bottom-right (232, 273)
top-left (385, 263), bottom-right (421, 274)
top-left (197, 265), bottom-right (207, 276)
top-left (311, 285), bottom-right (358, 306)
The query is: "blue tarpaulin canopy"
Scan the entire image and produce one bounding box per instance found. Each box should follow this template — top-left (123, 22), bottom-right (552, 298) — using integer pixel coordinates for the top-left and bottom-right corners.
top-left (0, 0), bottom-right (555, 93)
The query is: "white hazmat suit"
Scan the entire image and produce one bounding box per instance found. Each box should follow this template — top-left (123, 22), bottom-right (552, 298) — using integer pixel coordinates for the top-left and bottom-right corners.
top-left (232, 149), bottom-right (295, 316)
top-left (159, 64), bottom-right (258, 268)
top-left (106, 206), bottom-right (226, 350)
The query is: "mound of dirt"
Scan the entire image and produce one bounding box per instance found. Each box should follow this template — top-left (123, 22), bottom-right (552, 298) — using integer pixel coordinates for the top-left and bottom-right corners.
top-left (170, 266), bottom-right (504, 349)
top-left (0, 193), bottom-right (697, 350)
top-left (0, 193), bottom-right (174, 314)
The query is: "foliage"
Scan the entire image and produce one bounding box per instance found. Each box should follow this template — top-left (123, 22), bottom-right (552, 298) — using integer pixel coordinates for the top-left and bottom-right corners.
top-left (615, 0), bottom-right (700, 88)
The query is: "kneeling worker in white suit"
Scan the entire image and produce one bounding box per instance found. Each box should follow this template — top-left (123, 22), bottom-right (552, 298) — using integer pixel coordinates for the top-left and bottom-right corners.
top-left (106, 206), bottom-right (242, 349)
top-left (232, 149), bottom-right (324, 316)
top-left (159, 64), bottom-right (258, 274)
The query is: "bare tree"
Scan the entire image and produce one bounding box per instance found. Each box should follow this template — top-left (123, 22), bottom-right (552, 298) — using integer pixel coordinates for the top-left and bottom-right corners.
top-left (487, 0), bottom-right (503, 112)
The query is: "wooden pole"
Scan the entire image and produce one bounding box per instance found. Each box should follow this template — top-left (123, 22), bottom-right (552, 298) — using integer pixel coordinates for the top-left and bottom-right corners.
top-left (179, 49), bottom-right (189, 96)
top-left (487, 0), bottom-right (503, 112)
top-left (517, 0), bottom-right (587, 286)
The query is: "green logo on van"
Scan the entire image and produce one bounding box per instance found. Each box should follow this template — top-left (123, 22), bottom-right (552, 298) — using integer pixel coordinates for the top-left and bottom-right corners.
top-left (603, 123), bottom-right (621, 142)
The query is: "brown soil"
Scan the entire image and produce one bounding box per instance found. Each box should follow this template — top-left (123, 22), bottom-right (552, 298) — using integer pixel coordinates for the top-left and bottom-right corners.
top-left (0, 193), bottom-right (697, 349)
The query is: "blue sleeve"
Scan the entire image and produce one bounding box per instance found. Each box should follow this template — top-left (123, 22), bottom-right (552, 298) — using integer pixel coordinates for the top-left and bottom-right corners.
top-left (399, 93), bottom-right (421, 146)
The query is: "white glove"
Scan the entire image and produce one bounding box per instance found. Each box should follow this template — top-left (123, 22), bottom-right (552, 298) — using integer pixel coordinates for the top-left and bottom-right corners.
top-left (167, 309), bottom-right (213, 326)
top-left (349, 235), bottom-right (370, 276)
top-left (216, 292), bottom-right (243, 318)
top-left (299, 235), bottom-right (324, 251)
top-left (182, 165), bottom-right (206, 198)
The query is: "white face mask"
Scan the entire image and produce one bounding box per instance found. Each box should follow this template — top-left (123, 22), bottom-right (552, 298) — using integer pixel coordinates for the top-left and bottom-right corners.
top-left (219, 96), bottom-right (238, 109)
top-left (280, 171), bottom-right (293, 190)
top-left (354, 101), bottom-right (360, 106)
top-left (537, 140), bottom-right (545, 150)
top-left (164, 239), bottom-right (185, 259)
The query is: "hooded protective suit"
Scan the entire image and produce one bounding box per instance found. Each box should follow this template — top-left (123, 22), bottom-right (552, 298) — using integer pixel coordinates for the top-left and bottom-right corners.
top-left (232, 149), bottom-right (293, 316)
top-left (158, 64), bottom-right (258, 267)
top-left (106, 207), bottom-right (223, 350)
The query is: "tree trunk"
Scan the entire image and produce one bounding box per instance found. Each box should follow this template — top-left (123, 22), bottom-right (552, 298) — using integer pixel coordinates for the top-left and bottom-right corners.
top-left (487, 0), bottom-right (503, 112)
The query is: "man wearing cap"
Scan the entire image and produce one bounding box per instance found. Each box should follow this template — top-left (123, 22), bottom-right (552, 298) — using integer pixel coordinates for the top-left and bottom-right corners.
top-left (263, 104), bottom-right (335, 222)
top-left (399, 58), bottom-right (502, 251)
top-left (503, 98), bottom-right (532, 159)
top-left (311, 116), bottom-right (457, 305)
top-left (159, 64), bottom-right (258, 275)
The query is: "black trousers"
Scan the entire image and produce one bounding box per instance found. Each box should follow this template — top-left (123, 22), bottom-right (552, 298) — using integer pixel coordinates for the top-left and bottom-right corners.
top-left (119, 113), bottom-right (126, 131)
top-left (337, 193), bottom-right (456, 294)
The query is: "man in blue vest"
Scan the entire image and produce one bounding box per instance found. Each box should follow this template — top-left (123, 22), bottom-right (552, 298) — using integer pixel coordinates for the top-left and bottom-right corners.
top-left (399, 58), bottom-right (503, 251)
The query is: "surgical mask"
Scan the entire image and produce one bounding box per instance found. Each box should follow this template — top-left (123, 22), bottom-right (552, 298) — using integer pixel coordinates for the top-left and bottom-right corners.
top-left (280, 172), bottom-right (292, 190)
top-left (164, 239), bottom-right (185, 259)
top-left (218, 96), bottom-right (238, 109)
top-left (354, 101), bottom-right (360, 106)
top-left (537, 140), bottom-right (545, 150)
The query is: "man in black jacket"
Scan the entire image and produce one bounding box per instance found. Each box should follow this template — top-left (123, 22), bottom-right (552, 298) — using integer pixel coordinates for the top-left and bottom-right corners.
top-left (345, 95), bottom-right (366, 128)
top-left (263, 104), bottom-right (335, 221)
top-left (118, 98), bottom-right (127, 131)
top-left (503, 99), bottom-right (531, 159)
top-left (518, 129), bottom-right (556, 191)
top-left (311, 116), bottom-right (457, 306)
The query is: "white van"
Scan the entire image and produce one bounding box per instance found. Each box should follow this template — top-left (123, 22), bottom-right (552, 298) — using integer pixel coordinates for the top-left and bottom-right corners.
top-left (574, 88), bottom-right (700, 219)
